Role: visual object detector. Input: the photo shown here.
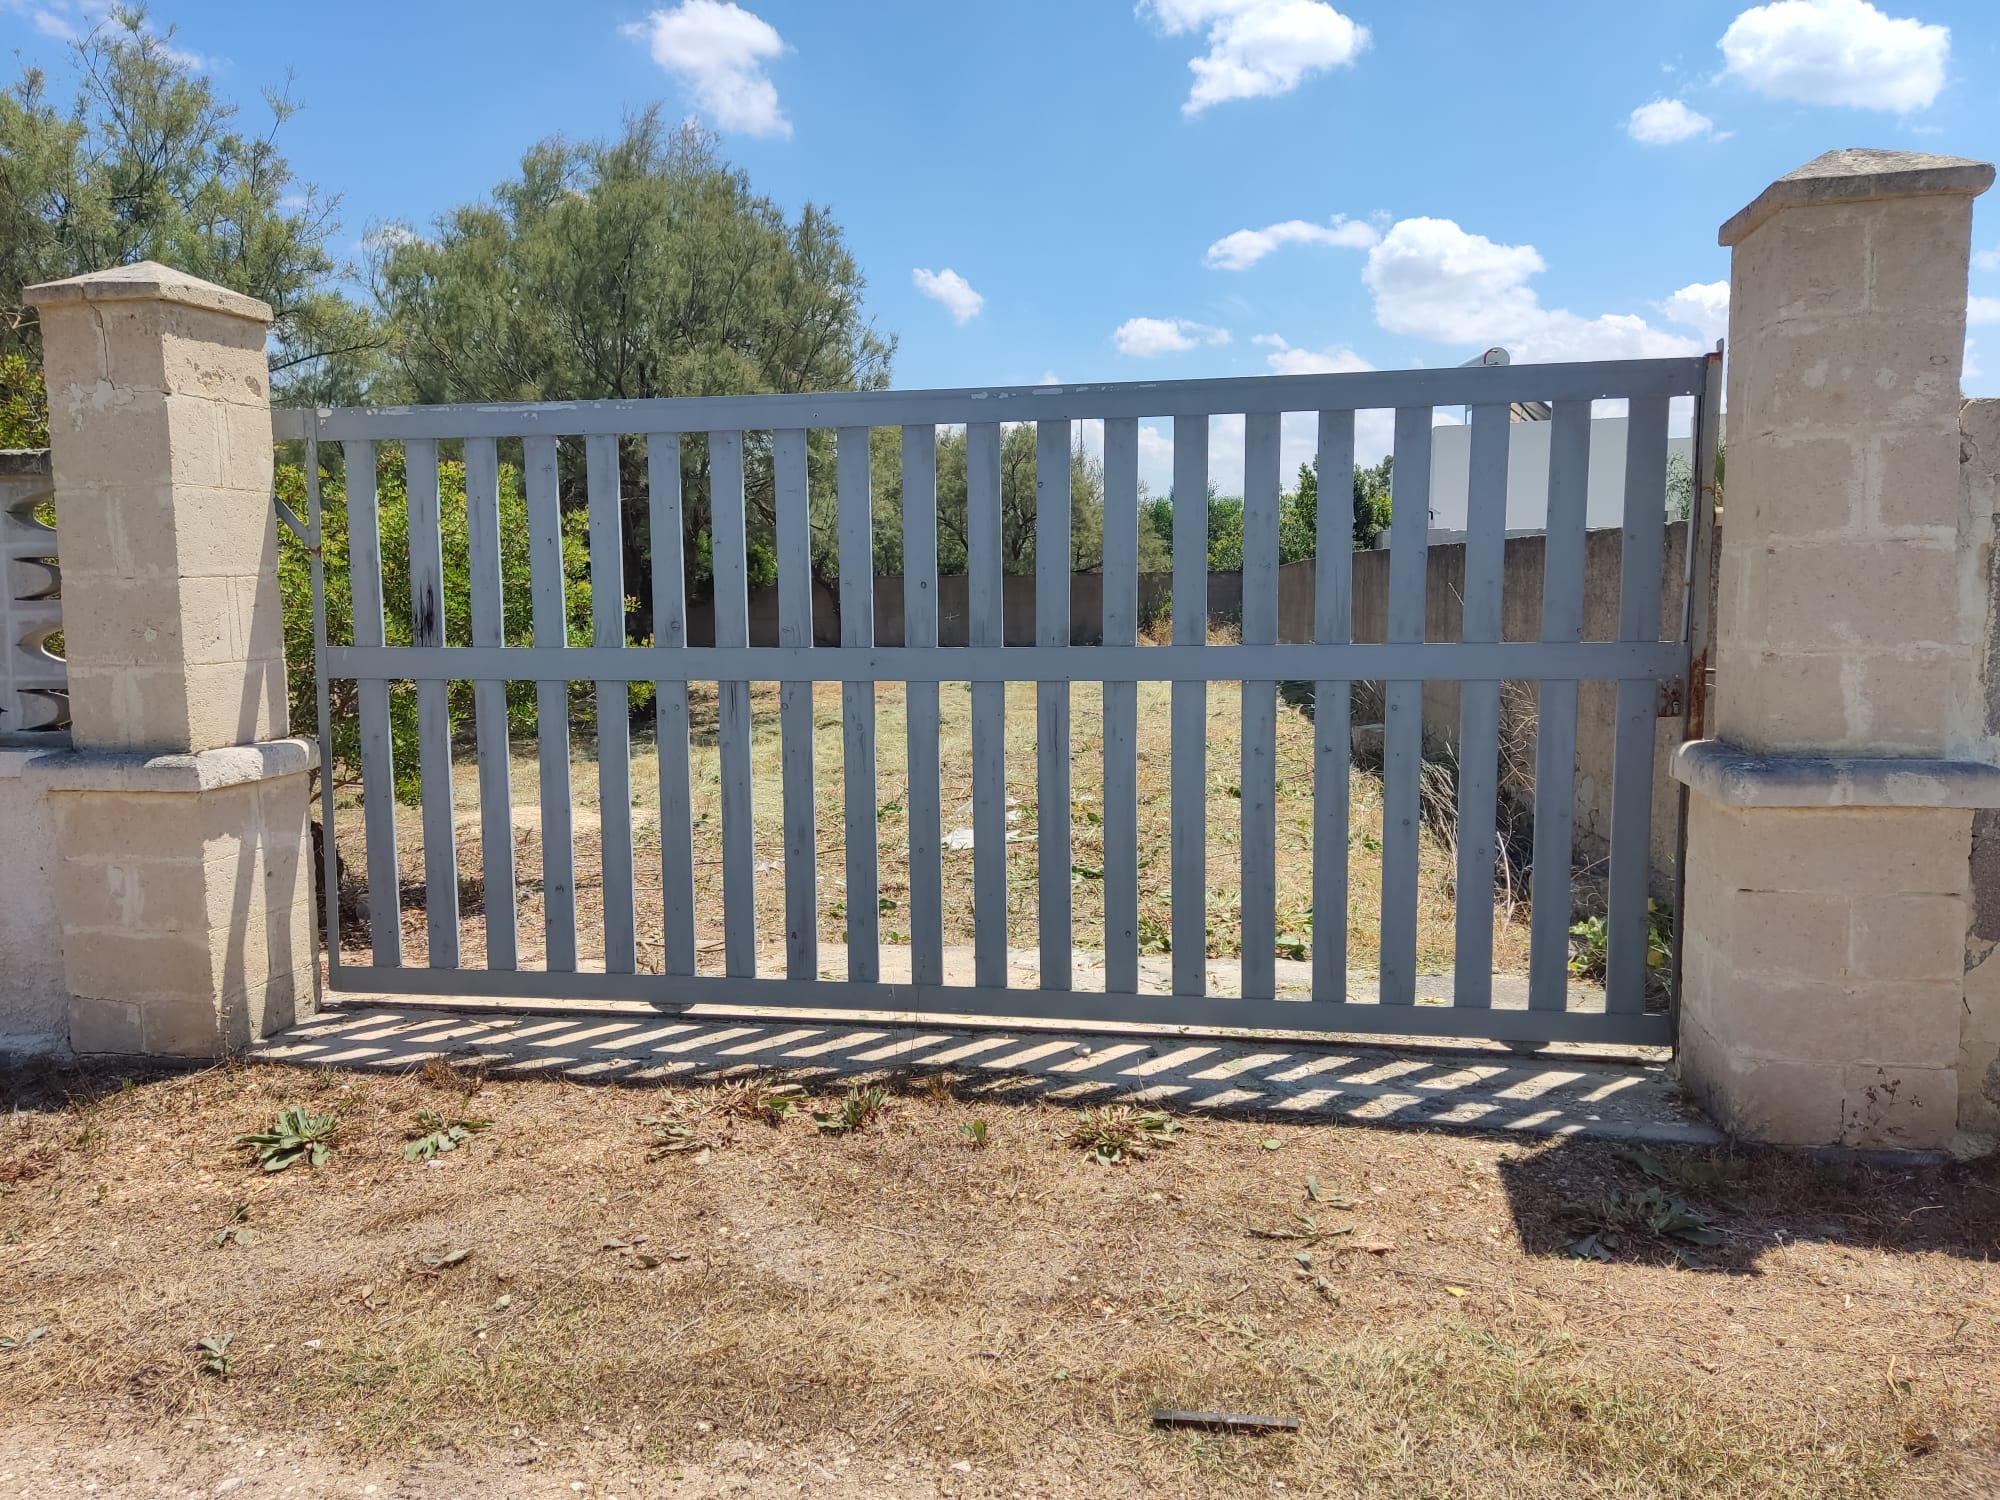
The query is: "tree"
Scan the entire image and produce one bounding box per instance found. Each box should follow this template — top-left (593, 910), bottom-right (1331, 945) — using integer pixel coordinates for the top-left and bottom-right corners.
top-left (920, 422), bottom-right (1118, 577)
top-left (1141, 454), bottom-right (1398, 574)
top-left (1282, 454), bottom-right (1394, 552)
top-left (371, 112), bottom-right (894, 631)
top-left (0, 8), bottom-right (380, 444)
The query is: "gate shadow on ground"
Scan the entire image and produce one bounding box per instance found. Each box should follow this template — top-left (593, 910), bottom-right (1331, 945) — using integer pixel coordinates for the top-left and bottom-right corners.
top-left (1492, 1131), bottom-right (2000, 1273)
top-left (249, 1002), bottom-right (1720, 1143)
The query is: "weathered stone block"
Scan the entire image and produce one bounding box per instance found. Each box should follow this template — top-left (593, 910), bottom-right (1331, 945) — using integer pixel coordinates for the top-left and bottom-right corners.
top-left (1854, 650), bottom-right (1963, 757)
top-left (68, 996), bottom-right (146, 1056)
top-left (63, 928), bottom-right (218, 1001)
top-left (1723, 890), bottom-right (1852, 975)
top-left (1711, 650), bottom-right (1850, 752)
top-left (1708, 973), bottom-right (1963, 1069)
top-left (1852, 894), bottom-right (1969, 981)
top-left (1695, 802), bottom-right (1970, 896)
top-left (1871, 426), bottom-right (1964, 530)
top-left (140, 996), bottom-right (228, 1058)
top-left (1839, 1064), bottom-right (1960, 1147)
top-left (1867, 194), bottom-right (1977, 317)
top-left (1726, 433), bottom-right (1861, 538)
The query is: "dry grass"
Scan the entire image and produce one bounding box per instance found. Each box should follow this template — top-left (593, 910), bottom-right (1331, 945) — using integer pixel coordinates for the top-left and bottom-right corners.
top-left (1, 1063), bottom-right (1995, 1497)
top-left (331, 675), bottom-right (1534, 979)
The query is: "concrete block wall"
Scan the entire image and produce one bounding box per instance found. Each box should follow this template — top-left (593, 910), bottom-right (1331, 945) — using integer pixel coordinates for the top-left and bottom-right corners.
top-left (0, 749), bottom-right (68, 1054)
top-left (1676, 148), bottom-right (2000, 1152)
top-left (6, 261), bottom-right (320, 1061)
top-left (1959, 397), bottom-right (2000, 1139)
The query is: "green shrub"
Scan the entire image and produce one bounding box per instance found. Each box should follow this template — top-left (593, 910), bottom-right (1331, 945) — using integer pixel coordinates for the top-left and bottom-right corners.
top-left (276, 443), bottom-right (606, 801)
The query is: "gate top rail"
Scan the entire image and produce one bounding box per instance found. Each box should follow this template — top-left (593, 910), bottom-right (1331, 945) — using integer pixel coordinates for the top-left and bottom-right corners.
top-left (272, 357), bottom-right (1707, 442)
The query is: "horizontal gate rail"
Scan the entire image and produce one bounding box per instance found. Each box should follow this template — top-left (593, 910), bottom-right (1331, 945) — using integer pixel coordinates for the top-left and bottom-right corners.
top-left (310, 966), bottom-right (1674, 1046)
top-left (272, 358), bottom-right (1704, 441)
top-left (284, 356), bottom-right (1707, 1050)
top-left (318, 641), bottom-right (1686, 683)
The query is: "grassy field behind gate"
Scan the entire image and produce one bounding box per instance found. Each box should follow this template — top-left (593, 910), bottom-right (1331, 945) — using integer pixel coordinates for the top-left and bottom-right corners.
top-left (329, 675), bottom-right (1537, 981)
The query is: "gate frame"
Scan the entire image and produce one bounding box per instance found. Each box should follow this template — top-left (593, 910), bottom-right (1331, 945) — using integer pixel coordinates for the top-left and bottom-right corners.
top-left (278, 353), bottom-right (1710, 1049)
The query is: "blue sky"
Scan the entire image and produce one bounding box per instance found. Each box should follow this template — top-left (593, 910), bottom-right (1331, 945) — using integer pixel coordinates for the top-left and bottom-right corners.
top-left (7, 0), bottom-right (2000, 477)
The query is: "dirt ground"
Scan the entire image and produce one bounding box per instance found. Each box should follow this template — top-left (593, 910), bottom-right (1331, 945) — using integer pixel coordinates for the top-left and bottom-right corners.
top-left (1, 1059), bottom-right (1995, 1499)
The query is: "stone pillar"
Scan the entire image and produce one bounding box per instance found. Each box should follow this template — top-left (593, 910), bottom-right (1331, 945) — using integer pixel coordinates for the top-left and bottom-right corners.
top-left (20, 262), bottom-right (317, 1057)
top-left (1674, 150), bottom-right (1996, 1151)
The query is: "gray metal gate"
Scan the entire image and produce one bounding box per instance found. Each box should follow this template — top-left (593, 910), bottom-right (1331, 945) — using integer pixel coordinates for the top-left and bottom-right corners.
top-left (275, 352), bottom-right (1717, 1047)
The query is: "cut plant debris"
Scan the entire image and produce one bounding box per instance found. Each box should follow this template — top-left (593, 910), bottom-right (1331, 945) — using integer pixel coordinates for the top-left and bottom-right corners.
top-left (1065, 1105), bottom-right (1184, 1164)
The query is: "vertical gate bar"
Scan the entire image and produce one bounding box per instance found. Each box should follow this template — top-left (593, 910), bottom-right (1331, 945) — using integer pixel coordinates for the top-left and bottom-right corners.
top-left (902, 424), bottom-right (945, 987)
top-left (346, 440), bottom-right (401, 966)
top-left (1670, 347), bottom-right (1726, 1034)
top-left (774, 429), bottom-right (818, 980)
top-left (1239, 410), bottom-right (1281, 1001)
top-left (1170, 414), bottom-right (1209, 998)
top-left (464, 436), bottom-right (517, 970)
top-left (405, 438), bottom-right (459, 968)
top-left (1453, 404), bottom-right (1509, 1009)
top-left (837, 427), bottom-right (880, 983)
top-left (1100, 417), bottom-right (1141, 995)
top-left (348, 440), bottom-right (402, 968)
top-left (1312, 410), bottom-right (1355, 1003)
top-left (1529, 400), bottom-right (1592, 1012)
top-left (712, 429), bottom-right (757, 977)
top-left (1606, 394), bottom-right (1671, 1011)
top-left (648, 434), bottom-right (696, 976)
top-left (526, 435), bottom-right (576, 972)
top-left (1036, 419), bottom-right (1073, 990)
top-left (1379, 407), bottom-right (1433, 1007)
top-left (586, 434), bottom-right (635, 974)
top-left (967, 421), bottom-right (1008, 989)
top-left (305, 430), bottom-right (341, 977)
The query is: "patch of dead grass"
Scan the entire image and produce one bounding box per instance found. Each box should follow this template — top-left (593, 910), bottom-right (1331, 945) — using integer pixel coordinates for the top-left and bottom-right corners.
top-left (0, 1063), bottom-right (1993, 1497)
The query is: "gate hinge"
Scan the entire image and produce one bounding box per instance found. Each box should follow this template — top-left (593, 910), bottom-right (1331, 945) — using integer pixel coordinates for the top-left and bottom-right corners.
top-left (1657, 678), bottom-right (1685, 718)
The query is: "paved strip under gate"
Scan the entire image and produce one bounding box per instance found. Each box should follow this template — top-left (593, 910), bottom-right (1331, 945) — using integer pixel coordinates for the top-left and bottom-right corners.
top-left (251, 1001), bottom-right (1722, 1147)
top-left (278, 353), bottom-right (1717, 1051)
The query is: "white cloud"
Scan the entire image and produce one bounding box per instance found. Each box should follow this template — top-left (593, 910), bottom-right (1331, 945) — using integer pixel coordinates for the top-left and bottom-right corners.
top-left (1113, 317), bottom-right (1232, 357)
top-left (14, 2), bottom-right (211, 65)
top-left (1204, 214), bottom-right (1379, 270)
top-left (1975, 243), bottom-right (2000, 274)
top-left (911, 267), bottom-right (984, 324)
top-left (1141, 0), bottom-right (1370, 114)
top-left (623, 1), bottom-right (791, 139)
top-left (360, 223), bottom-right (423, 254)
top-left (1136, 422), bottom-right (1176, 494)
top-left (1251, 338), bottom-right (1398, 464)
top-left (1967, 338), bottom-right (1984, 387)
top-left (1360, 217), bottom-right (1704, 363)
top-left (1719, 0), bottom-right (1949, 113)
top-left (1968, 296), bottom-right (2000, 327)
top-left (1661, 280), bottom-right (1730, 345)
top-left (1362, 219), bottom-right (1545, 343)
top-left (1627, 98), bottom-right (1715, 145)
top-left (1252, 333), bottom-right (1372, 375)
